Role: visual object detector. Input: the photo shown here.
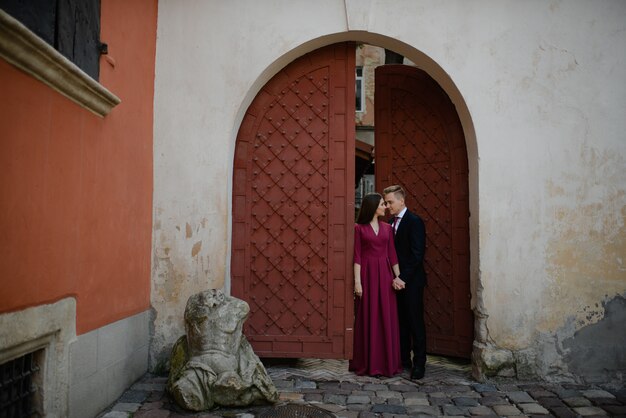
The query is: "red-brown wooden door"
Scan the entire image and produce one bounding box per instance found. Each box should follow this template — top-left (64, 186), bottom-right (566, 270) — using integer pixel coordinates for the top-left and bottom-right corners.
top-left (232, 43), bottom-right (356, 358)
top-left (375, 65), bottom-right (473, 358)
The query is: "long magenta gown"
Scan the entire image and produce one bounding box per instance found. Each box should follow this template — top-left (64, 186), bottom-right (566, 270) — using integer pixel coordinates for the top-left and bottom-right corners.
top-left (349, 222), bottom-right (402, 377)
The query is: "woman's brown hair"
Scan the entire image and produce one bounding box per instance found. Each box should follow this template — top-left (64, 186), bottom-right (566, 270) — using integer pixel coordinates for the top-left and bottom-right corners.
top-left (356, 193), bottom-right (383, 224)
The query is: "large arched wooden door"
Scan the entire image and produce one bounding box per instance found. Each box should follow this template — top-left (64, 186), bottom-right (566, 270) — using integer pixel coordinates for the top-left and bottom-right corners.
top-left (232, 43), bottom-right (356, 358)
top-left (375, 65), bottom-right (473, 358)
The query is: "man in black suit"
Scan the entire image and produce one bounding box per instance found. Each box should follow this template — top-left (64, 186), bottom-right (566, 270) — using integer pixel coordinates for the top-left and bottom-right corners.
top-left (383, 185), bottom-right (427, 380)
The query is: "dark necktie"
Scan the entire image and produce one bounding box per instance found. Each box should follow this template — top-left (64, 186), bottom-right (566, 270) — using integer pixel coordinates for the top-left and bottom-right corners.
top-left (392, 216), bottom-right (399, 234)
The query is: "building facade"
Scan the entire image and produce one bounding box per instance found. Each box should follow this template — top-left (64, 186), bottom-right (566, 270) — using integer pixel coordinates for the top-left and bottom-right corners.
top-left (0, 1), bottom-right (157, 416)
top-left (1, 1), bottom-right (625, 417)
top-left (151, 0), bottom-right (626, 382)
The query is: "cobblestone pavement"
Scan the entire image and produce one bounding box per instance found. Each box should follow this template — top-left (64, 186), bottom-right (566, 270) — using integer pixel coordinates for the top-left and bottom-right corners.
top-left (98, 356), bottom-right (626, 418)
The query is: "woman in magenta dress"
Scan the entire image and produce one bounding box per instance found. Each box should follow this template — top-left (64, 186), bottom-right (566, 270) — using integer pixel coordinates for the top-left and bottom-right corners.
top-left (349, 193), bottom-right (403, 377)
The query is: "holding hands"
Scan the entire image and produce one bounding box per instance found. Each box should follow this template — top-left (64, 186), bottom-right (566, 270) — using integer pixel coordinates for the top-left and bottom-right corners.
top-left (392, 277), bottom-right (405, 291)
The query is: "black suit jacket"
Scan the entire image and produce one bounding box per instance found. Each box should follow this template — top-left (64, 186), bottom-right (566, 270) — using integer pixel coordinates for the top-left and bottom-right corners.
top-left (391, 210), bottom-right (427, 287)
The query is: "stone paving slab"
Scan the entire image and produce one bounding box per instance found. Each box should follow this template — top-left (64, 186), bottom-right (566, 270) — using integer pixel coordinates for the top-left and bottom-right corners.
top-left (95, 357), bottom-right (626, 418)
top-left (584, 390), bottom-right (616, 399)
top-left (404, 397), bottom-right (430, 406)
top-left (480, 395), bottom-right (510, 406)
top-left (111, 402), bottom-right (141, 412)
top-left (518, 402), bottom-right (550, 414)
top-left (573, 405), bottom-right (610, 416)
top-left (441, 404), bottom-right (468, 415)
top-left (550, 406), bottom-right (578, 418)
top-left (507, 391), bottom-right (536, 403)
top-left (468, 405), bottom-right (495, 415)
top-left (564, 396), bottom-right (593, 407)
top-left (537, 396), bottom-right (566, 408)
top-left (492, 404), bottom-right (522, 415)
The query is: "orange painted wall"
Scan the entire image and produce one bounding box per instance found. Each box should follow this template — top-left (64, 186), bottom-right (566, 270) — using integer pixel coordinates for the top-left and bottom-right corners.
top-left (0, 0), bottom-right (157, 334)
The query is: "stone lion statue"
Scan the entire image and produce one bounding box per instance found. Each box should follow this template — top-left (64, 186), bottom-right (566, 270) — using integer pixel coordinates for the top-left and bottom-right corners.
top-left (167, 289), bottom-right (278, 411)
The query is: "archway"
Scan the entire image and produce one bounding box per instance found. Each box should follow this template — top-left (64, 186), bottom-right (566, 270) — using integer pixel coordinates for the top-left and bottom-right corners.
top-left (229, 35), bottom-right (479, 361)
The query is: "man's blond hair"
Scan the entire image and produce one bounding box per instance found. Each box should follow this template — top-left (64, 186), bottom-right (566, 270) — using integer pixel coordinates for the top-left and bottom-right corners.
top-left (383, 184), bottom-right (406, 200)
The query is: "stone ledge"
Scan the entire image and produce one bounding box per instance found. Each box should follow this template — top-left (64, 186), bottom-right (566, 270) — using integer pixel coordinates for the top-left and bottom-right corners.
top-left (0, 9), bottom-right (120, 117)
top-left (0, 297), bottom-right (77, 418)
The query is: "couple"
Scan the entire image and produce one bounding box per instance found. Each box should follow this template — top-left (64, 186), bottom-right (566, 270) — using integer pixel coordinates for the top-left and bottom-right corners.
top-left (349, 185), bottom-right (427, 380)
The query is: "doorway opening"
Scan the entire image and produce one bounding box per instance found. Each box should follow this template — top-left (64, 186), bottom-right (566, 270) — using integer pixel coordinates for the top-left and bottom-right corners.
top-left (353, 44), bottom-right (473, 360)
top-left (354, 45), bottom-right (409, 215)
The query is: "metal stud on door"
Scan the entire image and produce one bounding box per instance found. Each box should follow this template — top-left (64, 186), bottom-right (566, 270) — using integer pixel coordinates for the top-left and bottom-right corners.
top-left (232, 43), bottom-right (356, 358)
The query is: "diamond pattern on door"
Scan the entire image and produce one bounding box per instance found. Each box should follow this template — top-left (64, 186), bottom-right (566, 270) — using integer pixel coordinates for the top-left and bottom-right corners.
top-left (232, 43), bottom-right (356, 358)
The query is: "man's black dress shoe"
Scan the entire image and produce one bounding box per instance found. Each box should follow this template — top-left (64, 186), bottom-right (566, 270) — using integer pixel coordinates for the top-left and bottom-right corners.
top-left (410, 366), bottom-right (425, 380)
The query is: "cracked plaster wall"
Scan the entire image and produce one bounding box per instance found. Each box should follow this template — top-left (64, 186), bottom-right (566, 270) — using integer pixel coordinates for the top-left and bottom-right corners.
top-left (152, 0), bottom-right (626, 380)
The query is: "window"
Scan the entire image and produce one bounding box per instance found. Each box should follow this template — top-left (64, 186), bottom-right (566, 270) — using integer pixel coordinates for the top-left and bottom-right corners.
top-left (0, 0), bottom-right (103, 80)
top-left (0, 349), bottom-right (44, 417)
top-left (355, 66), bottom-right (365, 112)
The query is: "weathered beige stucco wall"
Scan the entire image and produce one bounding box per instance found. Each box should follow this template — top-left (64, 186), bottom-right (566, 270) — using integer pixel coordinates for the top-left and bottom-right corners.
top-left (152, 0), bottom-right (626, 380)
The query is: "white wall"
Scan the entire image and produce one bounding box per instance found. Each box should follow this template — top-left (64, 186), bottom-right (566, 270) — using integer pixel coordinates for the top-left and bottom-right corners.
top-left (152, 0), bottom-right (626, 381)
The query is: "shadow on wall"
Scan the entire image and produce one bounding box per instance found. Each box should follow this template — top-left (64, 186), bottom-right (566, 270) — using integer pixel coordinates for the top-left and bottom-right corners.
top-left (563, 293), bottom-right (626, 383)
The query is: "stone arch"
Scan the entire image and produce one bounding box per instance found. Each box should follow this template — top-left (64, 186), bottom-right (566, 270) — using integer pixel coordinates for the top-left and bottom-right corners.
top-left (226, 32), bottom-right (482, 365)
